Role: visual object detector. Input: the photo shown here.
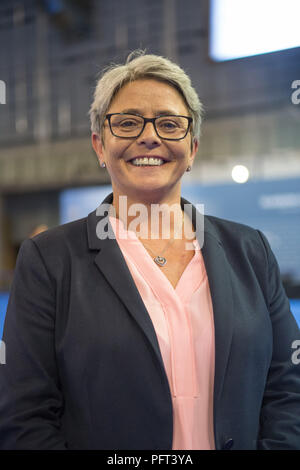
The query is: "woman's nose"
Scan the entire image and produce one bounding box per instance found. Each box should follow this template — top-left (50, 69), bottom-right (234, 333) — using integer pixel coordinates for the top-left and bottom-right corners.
top-left (136, 122), bottom-right (161, 146)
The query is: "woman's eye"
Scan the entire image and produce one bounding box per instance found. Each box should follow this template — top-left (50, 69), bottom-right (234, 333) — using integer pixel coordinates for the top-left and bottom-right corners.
top-left (119, 120), bottom-right (138, 127)
top-left (159, 120), bottom-right (178, 129)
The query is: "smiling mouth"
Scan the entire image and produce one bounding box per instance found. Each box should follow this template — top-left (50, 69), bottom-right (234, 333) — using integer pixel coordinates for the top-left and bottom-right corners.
top-left (128, 157), bottom-right (167, 166)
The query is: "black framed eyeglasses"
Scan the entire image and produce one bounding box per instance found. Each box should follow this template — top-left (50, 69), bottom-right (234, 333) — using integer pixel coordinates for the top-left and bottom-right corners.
top-left (105, 113), bottom-right (192, 141)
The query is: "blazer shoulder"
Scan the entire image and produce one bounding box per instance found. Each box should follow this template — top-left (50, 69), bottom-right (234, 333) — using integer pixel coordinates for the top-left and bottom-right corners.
top-left (28, 216), bottom-right (88, 255)
top-left (205, 213), bottom-right (262, 241)
top-left (203, 215), bottom-right (279, 307)
top-left (204, 214), bottom-right (270, 263)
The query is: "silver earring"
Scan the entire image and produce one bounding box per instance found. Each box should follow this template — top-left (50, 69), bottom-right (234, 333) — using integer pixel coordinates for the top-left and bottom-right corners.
top-left (186, 165), bottom-right (192, 172)
top-left (101, 162), bottom-right (106, 168)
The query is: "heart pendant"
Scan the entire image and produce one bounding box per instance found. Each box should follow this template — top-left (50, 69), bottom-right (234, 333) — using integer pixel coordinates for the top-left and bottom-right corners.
top-left (154, 256), bottom-right (167, 267)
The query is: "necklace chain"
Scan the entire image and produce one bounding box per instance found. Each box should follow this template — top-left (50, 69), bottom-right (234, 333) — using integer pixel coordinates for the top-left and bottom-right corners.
top-left (108, 204), bottom-right (186, 268)
top-left (140, 214), bottom-right (184, 267)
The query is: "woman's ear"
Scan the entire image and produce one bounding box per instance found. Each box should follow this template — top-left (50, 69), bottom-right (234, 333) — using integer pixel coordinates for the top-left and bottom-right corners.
top-left (189, 137), bottom-right (199, 166)
top-left (91, 133), bottom-right (105, 167)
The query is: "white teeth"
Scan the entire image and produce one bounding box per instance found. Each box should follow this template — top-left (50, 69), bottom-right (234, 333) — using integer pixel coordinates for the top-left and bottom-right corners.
top-left (130, 157), bottom-right (165, 166)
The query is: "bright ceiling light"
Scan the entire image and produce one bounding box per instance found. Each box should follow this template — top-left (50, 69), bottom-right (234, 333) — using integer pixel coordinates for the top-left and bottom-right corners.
top-left (232, 165), bottom-right (249, 183)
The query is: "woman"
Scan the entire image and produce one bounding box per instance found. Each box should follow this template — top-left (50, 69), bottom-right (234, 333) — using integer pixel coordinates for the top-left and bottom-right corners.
top-left (0, 51), bottom-right (299, 450)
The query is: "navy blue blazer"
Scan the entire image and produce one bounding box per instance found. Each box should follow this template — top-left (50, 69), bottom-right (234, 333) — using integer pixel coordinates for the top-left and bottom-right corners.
top-left (0, 192), bottom-right (299, 450)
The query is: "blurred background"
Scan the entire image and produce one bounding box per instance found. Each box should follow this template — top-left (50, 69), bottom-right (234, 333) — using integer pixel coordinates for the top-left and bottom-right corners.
top-left (0, 0), bottom-right (300, 336)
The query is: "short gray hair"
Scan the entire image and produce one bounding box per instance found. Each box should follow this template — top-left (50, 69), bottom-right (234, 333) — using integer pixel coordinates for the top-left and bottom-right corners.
top-left (89, 50), bottom-right (203, 141)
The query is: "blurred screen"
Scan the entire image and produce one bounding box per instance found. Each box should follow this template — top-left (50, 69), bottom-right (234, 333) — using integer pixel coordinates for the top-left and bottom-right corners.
top-left (59, 185), bottom-right (112, 224)
top-left (210, 0), bottom-right (300, 61)
top-left (290, 299), bottom-right (300, 327)
top-left (182, 177), bottom-right (300, 284)
top-left (0, 292), bottom-right (9, 340)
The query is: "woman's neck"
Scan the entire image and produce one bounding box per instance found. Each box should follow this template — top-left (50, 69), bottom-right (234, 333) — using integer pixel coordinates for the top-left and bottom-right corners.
top-left (111, 193), bottom-right (194, 242)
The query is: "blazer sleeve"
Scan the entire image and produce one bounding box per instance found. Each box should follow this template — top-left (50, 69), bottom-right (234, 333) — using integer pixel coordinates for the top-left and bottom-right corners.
top-left (256, 230), bottom-right (300, 450)
top-left (0, 238), bottom-right (68, 449)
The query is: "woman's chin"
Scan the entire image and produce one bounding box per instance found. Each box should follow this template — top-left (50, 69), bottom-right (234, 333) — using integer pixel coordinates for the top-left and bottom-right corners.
top-left (128, 184), bottom-right (178, 203)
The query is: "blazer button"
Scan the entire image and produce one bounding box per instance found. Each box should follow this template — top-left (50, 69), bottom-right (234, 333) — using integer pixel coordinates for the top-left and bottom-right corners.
top-left (222, 438), bottom-right (234, 450)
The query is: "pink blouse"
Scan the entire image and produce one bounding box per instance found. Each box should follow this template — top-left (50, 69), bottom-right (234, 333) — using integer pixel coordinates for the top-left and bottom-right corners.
top-left (109, 216), bottom-right (215, 450)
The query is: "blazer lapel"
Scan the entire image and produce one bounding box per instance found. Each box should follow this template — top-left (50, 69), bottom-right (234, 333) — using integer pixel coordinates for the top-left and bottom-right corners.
top-left (201, 228), bottom-right (234, 400)
top-left (86, 194), bottom-right (166, 372)
top-left (202, 225), bottom-right (234, 445)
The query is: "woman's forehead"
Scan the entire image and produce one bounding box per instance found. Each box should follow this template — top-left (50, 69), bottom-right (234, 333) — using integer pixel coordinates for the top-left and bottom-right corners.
top-left (108, 78), bottom-right (188, 115)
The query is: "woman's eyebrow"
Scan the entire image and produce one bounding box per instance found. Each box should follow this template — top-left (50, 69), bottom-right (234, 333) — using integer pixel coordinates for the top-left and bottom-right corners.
top-left (119, 108), bottom-right (180, 116)
top-left (120, 108), bottom-right (143, 114)
top-left (155, 110), bottom-right (179, 116)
